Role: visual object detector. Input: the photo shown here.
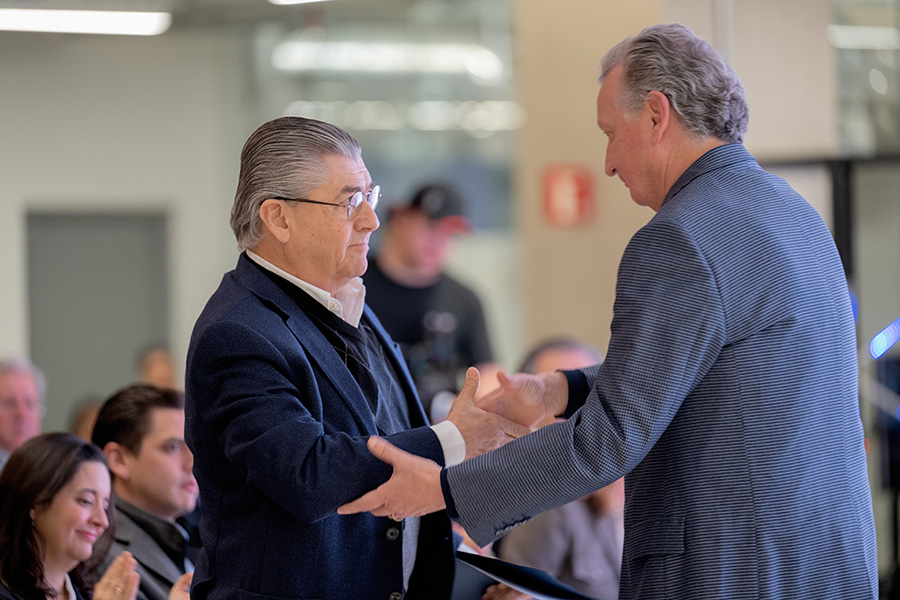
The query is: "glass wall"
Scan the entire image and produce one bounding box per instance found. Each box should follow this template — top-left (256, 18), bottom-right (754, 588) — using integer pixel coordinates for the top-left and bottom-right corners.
top-left (832, 0), bottom-right (899, 155)
top-left (239, 0), bottom-right (519, 233)
top-left (832, 0), bottom-right (900, 585)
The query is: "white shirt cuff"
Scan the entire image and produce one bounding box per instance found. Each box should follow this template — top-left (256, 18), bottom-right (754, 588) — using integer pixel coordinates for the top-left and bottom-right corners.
top-left (430, 420), bottom-right (466, 467)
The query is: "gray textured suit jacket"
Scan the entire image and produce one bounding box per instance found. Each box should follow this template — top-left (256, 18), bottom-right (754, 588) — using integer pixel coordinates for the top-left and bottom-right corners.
top-left (92, 504), bottom-right (186, 600)
top-left (446, 145), bottom-right (877, 599)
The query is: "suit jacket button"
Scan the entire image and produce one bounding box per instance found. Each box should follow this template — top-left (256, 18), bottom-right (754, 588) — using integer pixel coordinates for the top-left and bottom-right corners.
top-left (388, 593), bottom-right (402, 600)
top-left (386, 527), bottom-right (400, 541)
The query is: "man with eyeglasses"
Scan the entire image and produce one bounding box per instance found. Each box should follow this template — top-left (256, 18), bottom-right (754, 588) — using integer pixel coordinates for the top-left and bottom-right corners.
top-left (185, 116), bottom-right (528, 600)
top-left (0, 357), bottom-right (44, 473)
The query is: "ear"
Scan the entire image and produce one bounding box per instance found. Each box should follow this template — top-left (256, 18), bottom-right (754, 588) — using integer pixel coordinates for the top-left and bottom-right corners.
top-left (644, 90), bottom-right (671, 143)
top-left (29, 508), bottom-right (36, 522)
top-left (104, 442), bottom-right (132, 482)
top-left (258, 199), bottom-right (292, 244)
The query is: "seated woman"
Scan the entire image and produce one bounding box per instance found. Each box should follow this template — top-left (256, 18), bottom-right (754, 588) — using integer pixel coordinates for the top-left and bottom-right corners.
top-left (0, 432), bottom-right (143, 600)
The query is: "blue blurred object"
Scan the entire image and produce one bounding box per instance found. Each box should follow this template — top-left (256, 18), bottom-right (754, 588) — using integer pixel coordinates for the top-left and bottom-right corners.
top-left (871, 317), bottom-right (900, 360)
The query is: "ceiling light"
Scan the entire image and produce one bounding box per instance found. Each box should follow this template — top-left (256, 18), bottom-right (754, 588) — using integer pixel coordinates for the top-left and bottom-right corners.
top-left (272, 40), bottom-right (504, 83)
top-left (268, 0), bottom-right (334, 5)
top-left (0, 9), bottom-right (171, 36)
top-left (828, 25), bottom-right (900, 50)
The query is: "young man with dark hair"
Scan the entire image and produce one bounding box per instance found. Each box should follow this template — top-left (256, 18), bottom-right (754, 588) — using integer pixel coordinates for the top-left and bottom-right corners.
top-left (91, 383), bottom-right (198, 600)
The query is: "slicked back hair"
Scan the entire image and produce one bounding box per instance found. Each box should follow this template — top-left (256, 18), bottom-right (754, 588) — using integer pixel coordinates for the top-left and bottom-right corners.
top-left (600, 23), bottom-right (748, 144)
top-left (230, 116), bottom-right (362, 251)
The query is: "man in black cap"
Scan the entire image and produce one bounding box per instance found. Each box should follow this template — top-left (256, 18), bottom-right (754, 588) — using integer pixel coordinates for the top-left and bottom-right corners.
top-left (364, 182), bottom-right (498, 420)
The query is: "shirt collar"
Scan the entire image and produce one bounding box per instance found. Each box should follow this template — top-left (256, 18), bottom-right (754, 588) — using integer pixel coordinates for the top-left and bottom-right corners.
top-left (246, 250), bottom-right (347, 320)
top-left (60, 573), bottom-right (75, 600)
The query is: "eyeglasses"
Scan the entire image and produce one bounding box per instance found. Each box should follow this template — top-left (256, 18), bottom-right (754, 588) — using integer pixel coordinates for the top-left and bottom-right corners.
top-left (270, 185), bottom-right (381, 220)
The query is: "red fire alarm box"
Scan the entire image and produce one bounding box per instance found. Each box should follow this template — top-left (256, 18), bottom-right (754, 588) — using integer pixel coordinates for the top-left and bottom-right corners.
top-left (542, 164), bottom-right (594, 228)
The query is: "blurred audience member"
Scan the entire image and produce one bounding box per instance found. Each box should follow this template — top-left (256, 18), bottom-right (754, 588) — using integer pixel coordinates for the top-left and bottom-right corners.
top-left (90, 384), bottom-right (198, 600)
top-left (136, 346), bottom-right (178, 390)
top-left (364, 182), bottom-right (499, 419)
top-left (0, 357), bottom-right (45, 472)
top-left (0, 432), bottom-right (142, 600)
top-left (491, 338), bottom-right (623, 600)
top-left (517, 338), bottom-right (602, 375)
top-left (69, 398), bottom-right (102, 442)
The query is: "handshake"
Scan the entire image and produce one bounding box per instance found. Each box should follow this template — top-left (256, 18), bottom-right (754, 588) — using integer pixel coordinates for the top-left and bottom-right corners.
top-left (451, 366), bottom-right (570, 459)
top-left (337, 366), bottom-right (571, 520)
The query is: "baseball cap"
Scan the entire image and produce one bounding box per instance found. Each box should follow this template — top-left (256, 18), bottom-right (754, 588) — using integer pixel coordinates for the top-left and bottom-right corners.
top-left (408, 183), bottom-right (472, 234)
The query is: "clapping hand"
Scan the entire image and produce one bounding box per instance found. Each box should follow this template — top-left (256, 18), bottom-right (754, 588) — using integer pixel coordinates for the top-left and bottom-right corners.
top-left (482, 583), bottom-right (532, 600)
top-left (94, 552), bottom-right (140, 600)
top-left (168, 572), bottom-right (193, 600)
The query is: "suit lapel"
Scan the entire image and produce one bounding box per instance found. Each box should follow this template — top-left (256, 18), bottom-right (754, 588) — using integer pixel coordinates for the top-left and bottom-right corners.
top-left (114, 511), bottom-right (183, 590)
top-left (363, 306), bottom-right (429, 427)
top-left (232, 255), bottom-right (378, 433)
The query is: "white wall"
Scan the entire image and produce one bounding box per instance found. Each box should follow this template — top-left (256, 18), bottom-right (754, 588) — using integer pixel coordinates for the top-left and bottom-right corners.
top-left (0, 29), bottom-right (248, 375)
top-left (515, 0), bottom-right (837, 359)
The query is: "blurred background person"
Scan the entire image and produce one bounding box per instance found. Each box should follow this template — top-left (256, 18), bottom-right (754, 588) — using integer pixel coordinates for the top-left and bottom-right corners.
top-left (69, 398), bottom-right (102, 442)
top-left (136, 346), bottom-right (178, 391)
top-left (364, 182), bottom-right (499, 420)
top-left (0, 432), bottom-right (143, 600)
top-left (0, 357), bottom-right (45, 472)
top-left (487, 338), bottom-right (623, 600)
top-left (90, 384), bottom-right (198, 600)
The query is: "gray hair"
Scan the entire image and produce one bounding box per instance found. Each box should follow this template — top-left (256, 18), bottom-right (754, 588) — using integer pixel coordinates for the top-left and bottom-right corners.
top-left (600, 23), bottom-right (748, 144)
top-left (0, 357), bottom-right (46, 410)
top-left (230, 116), bottom-right (362, 251)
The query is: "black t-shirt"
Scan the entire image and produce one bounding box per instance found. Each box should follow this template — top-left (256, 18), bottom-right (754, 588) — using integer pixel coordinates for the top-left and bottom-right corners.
top-left (363, 257), bottom-right (493, 411)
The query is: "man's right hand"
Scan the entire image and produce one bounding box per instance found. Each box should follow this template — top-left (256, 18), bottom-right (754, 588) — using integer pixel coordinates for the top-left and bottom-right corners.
top-left (446, 368), bottom-right (531, 460)
top-left (475, 370), bottom-right (569, 429)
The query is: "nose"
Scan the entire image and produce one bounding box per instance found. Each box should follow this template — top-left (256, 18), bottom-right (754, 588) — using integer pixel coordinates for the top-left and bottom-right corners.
top-left (8, 399), bottom-right (25, 419)
top-left (605, 152), bottom-right (617, 177)
top-left (184, 447), bottom-right (195, 472)
top-left (355, 199), bottom-right (379, 232)
top-left (93, 504), bottom-right (109, 531)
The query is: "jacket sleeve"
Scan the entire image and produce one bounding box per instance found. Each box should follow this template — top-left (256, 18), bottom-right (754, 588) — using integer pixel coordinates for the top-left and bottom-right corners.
top-left (445, 218), bottom-right (727, 545)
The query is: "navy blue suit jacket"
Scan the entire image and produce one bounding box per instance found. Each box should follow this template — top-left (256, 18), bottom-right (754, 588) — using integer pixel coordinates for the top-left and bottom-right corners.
top-left (185, 255), bottom-right (454, 600)
top-left (446, 145), bottom-right (877, 599)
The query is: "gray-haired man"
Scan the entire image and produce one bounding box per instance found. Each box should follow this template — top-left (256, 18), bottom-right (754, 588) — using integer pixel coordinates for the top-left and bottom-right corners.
top-left (0, 357), bottom-right (44, 472)
top-left (340, 23), bottom-right (878, 600)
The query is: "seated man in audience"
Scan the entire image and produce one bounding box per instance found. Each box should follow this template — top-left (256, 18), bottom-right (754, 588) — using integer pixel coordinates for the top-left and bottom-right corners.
top-left (90, 383), bottom-right (199, 600)
top-left (0, 357), bottom-right (44, 472)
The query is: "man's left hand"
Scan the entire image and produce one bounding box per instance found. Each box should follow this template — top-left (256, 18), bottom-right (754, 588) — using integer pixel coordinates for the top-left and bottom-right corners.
top-left (337, 436), bottom-right (446, 519)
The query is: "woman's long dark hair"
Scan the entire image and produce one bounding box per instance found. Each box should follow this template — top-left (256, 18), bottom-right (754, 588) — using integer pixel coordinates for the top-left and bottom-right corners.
top-left (0, 432), bottom-right (114, 598)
